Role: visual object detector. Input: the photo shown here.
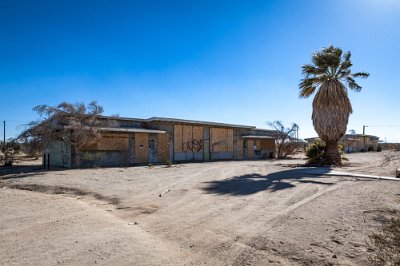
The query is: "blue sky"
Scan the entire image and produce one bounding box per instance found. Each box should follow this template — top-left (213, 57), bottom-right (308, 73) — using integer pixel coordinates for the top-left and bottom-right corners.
top-left (1, 0), bottom-right (400, 142)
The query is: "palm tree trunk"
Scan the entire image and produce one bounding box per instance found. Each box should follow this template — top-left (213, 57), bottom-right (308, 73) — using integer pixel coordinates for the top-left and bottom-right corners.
top-left (325, 141), bottom-right (342, 166)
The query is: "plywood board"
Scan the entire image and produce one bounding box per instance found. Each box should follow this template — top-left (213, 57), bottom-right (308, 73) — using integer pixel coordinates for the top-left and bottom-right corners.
top-left (174, 125), bottom-right (183, 153)
top-left (210, 128), bottom-right (233, 152)
top-left (226, 129), bottom-right (233, 152)
top-left (235, 139), bottom-right (243, 160)
top-left (247, 139), bottom-right (254, 159)
top-left (182, 125), bottom-right (193, 152)
top-left (158, 133), bottom-right (170, 162)
top-left (135, 133), bottom-right (149, 164)
top-left (192, 126), bottom-right (204, 152)
top-left (255, 139), bottom-right (261, 150)
top-left (174, 125), bottom-right (204, 153)
top-left (260, 139), bottom-right (275, 150)
top-left (81, 133), bottom-right (129, 151)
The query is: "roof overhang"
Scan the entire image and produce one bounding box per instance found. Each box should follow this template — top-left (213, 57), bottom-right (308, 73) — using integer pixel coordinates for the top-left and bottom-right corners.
top-left (147, 117), bottom-right (255, 129)
top-left (98, 127), bottom-right (166, 134)
top-left (241, 135), bottom-right (275, 139)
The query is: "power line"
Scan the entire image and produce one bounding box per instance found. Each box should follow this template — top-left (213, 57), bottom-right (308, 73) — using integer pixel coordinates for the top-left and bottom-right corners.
top-left (367, 125), bottom-right (400, 127)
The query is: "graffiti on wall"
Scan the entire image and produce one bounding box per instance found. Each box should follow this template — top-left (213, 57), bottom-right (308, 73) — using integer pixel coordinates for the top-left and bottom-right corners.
top-left (182, 139), bottom-right (203, 152)
top-left (149, 139), bottom-right (158, 156)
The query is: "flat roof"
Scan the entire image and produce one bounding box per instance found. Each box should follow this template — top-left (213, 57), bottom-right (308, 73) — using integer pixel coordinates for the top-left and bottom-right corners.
top-left (241, 135), bottom-right (275, 139)
top-left (147, 117), bottom-right (255, 129)
top-left (98, 116), bottom-right (147, 122)
top-left (98, 127), bottom-right (166, 134)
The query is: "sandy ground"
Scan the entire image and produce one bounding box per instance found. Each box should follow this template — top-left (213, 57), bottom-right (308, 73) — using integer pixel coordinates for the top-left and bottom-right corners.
top-left (1, 151), bottom-right (399, 265)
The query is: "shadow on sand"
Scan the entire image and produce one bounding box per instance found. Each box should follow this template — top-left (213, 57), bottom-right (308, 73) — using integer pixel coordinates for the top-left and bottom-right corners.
top-left (0, 163), bottom-right (47, 179)
top-left (202, 167), bottom-right (333, 196)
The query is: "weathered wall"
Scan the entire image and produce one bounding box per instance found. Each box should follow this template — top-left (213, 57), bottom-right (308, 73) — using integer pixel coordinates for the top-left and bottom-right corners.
top-left (80, 151), bottom-right (127, 167)
top-left (339, 136), bottom-right (379, 153)
top-left (135, 133), bottom-right (149, 164)
top-left (210, 127), bottom-right (234, 160)
top-left (147, 122), bottom-right (174, 161)
top-left (81, 133), bottom-right (129, 151)
top-left (173, 125), bottom-right (204, 161)
top-left (55, 119), bottom-right (278, 168)
top-left (235, 139), bottom-right (243, 160)
top-left (78, 133), bottom-right (130, 167)
top-left (156, 133), bottom-right (169, 163)
top-left (260, 139), bottom-right (275, 158)
top-left (47, 141), bottom-right (71, 168)
top-left (246, 139), bottom-right (254, 160)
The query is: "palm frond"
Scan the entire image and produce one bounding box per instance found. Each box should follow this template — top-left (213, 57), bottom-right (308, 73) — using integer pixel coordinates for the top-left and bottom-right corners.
top-left (346, 77), bottom-right (362, 92)
top-left (299, 85), bottom-right (317, 98)
top-left (352, 72), bottom-right (369, 79)
top-left (302, 64), bottom-right (323, 77)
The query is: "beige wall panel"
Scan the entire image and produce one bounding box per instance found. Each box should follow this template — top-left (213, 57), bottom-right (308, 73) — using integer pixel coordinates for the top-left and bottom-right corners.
top-left (192, 126), bottom-right (204, 152)
top-left (260, 139), bottom-right (275, 150)
top-left (210, 128), bottom-right (221, 152)
top-left (182, 125), bottom-right (193, 152)
top-left (158, 133), bottom-right (170, 162)
top-left (174, 125), bottom-right (183, 152)
top-left (175, 125), bottom-right (204, 153)
top-left (247, 139), bottom-right (254, 159)
top-left (81, 133), bottom-right (129, 151)
top-left (255, 139), bottom-right (261, 150)
top-left (210, 128), bottom-right (233, 153)
top-left (192, 126), bottom-right (203, 141)
top-left (226, 129), bottom-right (233, 152)
top-left (135, 133), bottom-right (149, 164)
top-left (236, 139), bottom-right (243, 160)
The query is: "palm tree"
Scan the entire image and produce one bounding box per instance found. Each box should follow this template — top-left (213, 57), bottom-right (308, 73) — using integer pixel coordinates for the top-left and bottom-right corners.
top-left (299, 45), bottom-right (369, 165)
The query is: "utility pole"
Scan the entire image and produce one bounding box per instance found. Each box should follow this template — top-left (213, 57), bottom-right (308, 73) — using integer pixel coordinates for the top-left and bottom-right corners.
top-left (3, 120), bottom-right (5, 152)
top-left (363, 125), bottom-right (368, 151)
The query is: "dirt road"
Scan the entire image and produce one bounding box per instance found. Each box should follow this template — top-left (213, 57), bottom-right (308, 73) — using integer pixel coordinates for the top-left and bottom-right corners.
top-left (1, 152), bottom-right (399, 265)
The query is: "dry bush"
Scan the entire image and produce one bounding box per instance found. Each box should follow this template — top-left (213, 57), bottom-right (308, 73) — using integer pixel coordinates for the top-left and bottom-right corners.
top-left (369, 218), bottom-right (400, 265)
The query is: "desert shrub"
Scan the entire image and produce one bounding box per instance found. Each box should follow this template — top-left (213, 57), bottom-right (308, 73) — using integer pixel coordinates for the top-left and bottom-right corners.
top-left (368, 146), bottom-right (374, 152)
top-left (338, 144), bottom-right (348, 161)
top-left (165, 159), bottom-right (172, 168)
top-left (369, 218), bottom-right (400, 265)
top-left (3, 148), bottom-right (15, 166)
top-left (305, 141), bottom-right (347, 165)
top-left (305, 140), bottom-right (326, 165)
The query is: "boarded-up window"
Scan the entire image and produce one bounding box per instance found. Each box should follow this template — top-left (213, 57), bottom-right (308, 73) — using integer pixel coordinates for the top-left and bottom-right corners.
top-left (158, 133), bottom-right (170, 162)
top-left (135, 133), bottom-right (148, 164)
top-left (174, 125), bottom-right (204, 152)
top-left (210, 128), bottom-right (233, 152)
top-left (260, 139), bottom-right (275, 150)
top-left (81, 133), bottom-right (129, 151)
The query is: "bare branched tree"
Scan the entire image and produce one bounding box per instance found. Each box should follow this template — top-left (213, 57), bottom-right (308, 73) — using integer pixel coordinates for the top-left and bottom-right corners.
top-left (20, 101), bottom-right (111, 166)
top-left (268, 121), bottom-right (299, 158)
top-left (348, 129), bottom-right (356, 135)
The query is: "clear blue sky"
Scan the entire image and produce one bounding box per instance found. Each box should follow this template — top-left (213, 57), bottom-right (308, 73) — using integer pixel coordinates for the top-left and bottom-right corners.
top-left (1, 0), bottom-right (399, 142)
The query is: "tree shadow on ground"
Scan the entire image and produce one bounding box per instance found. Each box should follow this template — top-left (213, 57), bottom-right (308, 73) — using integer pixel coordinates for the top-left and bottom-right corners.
top-left (203, 167), bottom-right (334, 196)
top-left (0, 164), bottom-right (47, 179)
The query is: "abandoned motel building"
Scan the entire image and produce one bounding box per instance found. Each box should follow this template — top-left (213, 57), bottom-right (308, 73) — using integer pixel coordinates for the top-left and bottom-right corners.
top-left (36, 116), bottom-right (278, 168)
top-left (304, 134), bottom-right (380, 153)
